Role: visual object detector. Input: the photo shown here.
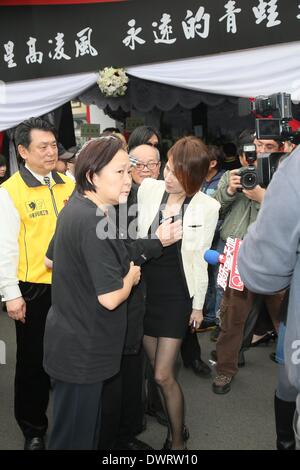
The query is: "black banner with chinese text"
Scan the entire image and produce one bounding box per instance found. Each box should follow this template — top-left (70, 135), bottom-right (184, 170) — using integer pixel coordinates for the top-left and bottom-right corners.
top-left (0, 0), bottom-right (300, 83)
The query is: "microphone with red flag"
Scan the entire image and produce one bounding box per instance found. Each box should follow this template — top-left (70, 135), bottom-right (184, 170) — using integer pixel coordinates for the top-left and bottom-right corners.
top-left (204, 238), bottom-right (244, 292)
top-left (204, 249), bottom-right (226, 266)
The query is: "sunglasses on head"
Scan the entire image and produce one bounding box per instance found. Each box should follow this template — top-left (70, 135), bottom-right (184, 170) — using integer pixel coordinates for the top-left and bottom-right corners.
top-left (77, 135), bottom-right (120, 157)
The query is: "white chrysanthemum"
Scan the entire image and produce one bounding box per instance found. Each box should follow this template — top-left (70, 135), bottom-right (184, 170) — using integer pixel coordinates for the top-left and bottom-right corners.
top-left (97, 67), bottom-right (129, 97)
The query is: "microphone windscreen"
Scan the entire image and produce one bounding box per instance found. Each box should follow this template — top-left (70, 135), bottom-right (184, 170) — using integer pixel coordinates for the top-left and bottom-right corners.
top-left (204, 249), bottom-right (221, 265)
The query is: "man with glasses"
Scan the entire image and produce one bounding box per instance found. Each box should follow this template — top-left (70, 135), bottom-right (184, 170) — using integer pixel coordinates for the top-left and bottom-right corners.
top-left (254, 138), bottom-right (281, 154)
top-left (130, 144), bottom-right (161, 186)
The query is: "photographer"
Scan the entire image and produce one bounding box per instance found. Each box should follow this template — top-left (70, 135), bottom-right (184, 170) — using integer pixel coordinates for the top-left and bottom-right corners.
top-left (214, 130), bottom-right (265, 234)
top-left (211, 130), bottom-right (284, 394)
top-left (238, 145), bottom-right (300, 450)
top-left (254, 137), bottom-right (281, 154)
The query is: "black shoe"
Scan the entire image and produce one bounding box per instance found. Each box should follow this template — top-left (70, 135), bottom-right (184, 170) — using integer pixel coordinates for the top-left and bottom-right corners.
top-left (275, 395), bottom-right (296, 450)
top-left (183, 359), bottom-right (211, 377)
top-left (162, 425), bottom-right (189, 450)
top-left (210, 350), bottom-right (217, 362)
top-left (250, 331), bottom-right (277, 347)
top-left (210, 350), bottom-right (245, 368)
top-left (270, 352), bottom-right (279, 363)
top-left (24, 436), bottom-right (45, 450)
top-left (115, 437), bottom-right (153, 451)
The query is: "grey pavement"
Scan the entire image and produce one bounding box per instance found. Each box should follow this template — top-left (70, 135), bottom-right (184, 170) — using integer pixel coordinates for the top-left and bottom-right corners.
top-left (0, 307), bottom-right (278, 450)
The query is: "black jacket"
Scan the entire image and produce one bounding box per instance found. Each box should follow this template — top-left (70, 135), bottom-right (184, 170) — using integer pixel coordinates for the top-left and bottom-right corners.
top-left (119, 184), bottom-right (163, 354)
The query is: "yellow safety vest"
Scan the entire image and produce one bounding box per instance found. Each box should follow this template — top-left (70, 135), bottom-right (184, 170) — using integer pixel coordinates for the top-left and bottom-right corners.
top-left (2, 166), bottom-right (74, 284)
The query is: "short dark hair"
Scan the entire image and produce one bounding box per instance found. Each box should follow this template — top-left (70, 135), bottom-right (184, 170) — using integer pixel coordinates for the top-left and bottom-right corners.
top-left (168, 136), bottom-right (210, 197)
top-left (207, 145), bottom-right (225, 171)
top-left (0, 154), bottom-right (7, 166)
top-left (237, 130), bottom-right (255, 156)
top-left (128, 125), bottom-right (161, 152)
top-left (101, 130), bottom-right (128, 150)
top-left (223, 142), bottom-right (237, 157)
top-left (75, 136), bottom-right (124, 194)
top-left (102, 127), bottom-right (121, 133)
top-left (14, 117), bottom-right (57, 149)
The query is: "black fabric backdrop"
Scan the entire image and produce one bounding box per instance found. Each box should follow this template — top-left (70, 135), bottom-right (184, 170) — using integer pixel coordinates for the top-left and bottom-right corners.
top-left (1, 0), bottom-right (300, 83)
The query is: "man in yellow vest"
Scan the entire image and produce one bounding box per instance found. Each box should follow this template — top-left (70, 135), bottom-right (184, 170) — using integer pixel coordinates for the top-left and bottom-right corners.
top-left (0, 117), bottom-right (74, 450)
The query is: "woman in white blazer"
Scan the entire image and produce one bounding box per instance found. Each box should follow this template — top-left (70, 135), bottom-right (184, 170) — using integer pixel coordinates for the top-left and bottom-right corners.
top-left (138, 136), bottom-right (220, 449)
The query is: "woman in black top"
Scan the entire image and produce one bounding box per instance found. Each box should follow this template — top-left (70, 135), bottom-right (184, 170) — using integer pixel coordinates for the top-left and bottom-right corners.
top-left (43, 136), bottom-right (140, 450)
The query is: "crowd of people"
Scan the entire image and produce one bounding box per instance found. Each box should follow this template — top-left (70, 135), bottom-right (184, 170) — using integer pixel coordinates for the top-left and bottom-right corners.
top-left (0, 118), bottom-right (299, 450)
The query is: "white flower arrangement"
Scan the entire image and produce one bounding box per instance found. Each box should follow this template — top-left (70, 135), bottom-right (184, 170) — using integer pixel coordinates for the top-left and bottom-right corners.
top-left (97, 67), bottom-right (129, 97)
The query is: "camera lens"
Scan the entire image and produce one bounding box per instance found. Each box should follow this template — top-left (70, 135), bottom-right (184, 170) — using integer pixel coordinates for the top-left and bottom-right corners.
top-left (240, 169), bottom-right (257, 190)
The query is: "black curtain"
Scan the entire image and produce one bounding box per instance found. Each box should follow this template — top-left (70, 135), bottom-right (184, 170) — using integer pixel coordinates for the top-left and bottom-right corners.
top-left (54, 102), bottom-right (76, 150)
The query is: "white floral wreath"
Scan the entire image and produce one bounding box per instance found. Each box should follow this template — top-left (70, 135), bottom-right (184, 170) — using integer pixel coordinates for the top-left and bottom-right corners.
top-left (97, 67), bottom-right (129, 98)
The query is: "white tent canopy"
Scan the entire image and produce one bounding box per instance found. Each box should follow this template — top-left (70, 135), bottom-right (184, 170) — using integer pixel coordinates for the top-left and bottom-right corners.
top-left (128, 41), bottom-right (300, 101)
top-left (1, 40), bottom-right (300, 131)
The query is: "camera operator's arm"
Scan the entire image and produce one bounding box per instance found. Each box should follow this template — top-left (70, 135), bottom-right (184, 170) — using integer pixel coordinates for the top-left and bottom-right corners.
top-left (243, 185), bottom-right (266, 204)
top-left (213, 170), bottom-right (241, 217)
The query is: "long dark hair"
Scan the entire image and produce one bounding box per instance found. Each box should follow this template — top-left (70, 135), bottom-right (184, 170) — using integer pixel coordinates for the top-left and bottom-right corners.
top-left (128, 125), bottom-right (161, 152)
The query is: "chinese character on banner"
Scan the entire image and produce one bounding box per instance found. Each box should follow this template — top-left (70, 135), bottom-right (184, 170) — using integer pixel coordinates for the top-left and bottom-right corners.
top-left (48, 33), bottom-right (71, 60)
top-left (217, 237), bottom-right (236, 290)
top-left (26, 37), bottom-right (43, 64)
top-left (219, 1), bottom-right (242, 34)
top-left (228, 239), bottom-right (244, 291)
top-left (4, 41), bottom-right (17, 68)
top-left (75, 27), bottom-right (98, 57)
top-left (152, 13), bottom-right (177, 44)
top-left (252, 0), bottom-right (281, 27)
top-left (123, 19), bottom-right (146, 51)
top-left (182, 7), bottom-right (210, 39)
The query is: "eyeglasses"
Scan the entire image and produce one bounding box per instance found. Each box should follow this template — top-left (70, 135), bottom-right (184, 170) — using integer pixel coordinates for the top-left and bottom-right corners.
top-left (255, 140), bottom-right (279, 152)
top-left (135, 161), bottom-right (159, 171)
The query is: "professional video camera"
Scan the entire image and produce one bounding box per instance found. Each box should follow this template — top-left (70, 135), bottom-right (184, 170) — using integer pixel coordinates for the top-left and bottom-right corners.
top-left (256, 151), bottom-right (287, 187)
top-left (238, 143), bottom-right (288, 189)
top-left (238, 144), bottom-right (287, 189)
top-left (252, 92), bottom-right (300, 144)
top-left (237, 92), bottom-right (300, 188)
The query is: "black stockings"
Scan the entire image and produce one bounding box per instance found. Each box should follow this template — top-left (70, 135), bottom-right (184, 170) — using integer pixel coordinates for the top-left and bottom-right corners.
top-left (143, 335), bottom-right (184, 449)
